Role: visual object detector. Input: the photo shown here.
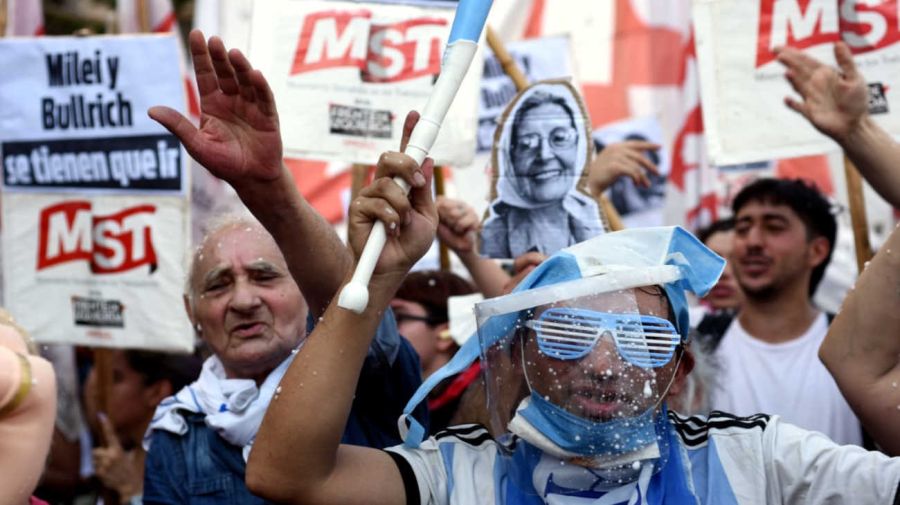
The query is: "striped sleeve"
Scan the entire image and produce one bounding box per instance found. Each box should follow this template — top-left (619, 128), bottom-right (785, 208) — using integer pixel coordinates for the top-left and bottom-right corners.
top-left (669, 410), bottom-right (769, 448)
top-left (384, 425), bottom-right (500, 505)
top-left (669, 411), bottom-right (900, 504)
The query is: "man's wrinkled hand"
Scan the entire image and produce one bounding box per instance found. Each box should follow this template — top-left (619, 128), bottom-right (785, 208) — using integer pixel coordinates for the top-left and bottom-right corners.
top-left (148, 30), bottom-right (284, 188)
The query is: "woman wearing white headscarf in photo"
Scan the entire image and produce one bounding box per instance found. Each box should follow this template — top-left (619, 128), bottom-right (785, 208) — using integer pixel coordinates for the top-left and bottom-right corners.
top-left (481, 81), bottom-right (605, 259)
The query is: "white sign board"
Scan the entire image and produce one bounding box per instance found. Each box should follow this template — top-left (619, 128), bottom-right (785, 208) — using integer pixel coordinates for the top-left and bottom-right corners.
top-left (0, 35), bottom-right (192, 351)
top-left (693, 0), bottom-right (900, 165)
top-left (249, 0), bottom-right (483, 166)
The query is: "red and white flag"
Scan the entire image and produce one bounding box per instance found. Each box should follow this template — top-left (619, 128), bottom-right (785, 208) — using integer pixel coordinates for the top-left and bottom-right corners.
top-left (4, 0), bottom-right (43, 37)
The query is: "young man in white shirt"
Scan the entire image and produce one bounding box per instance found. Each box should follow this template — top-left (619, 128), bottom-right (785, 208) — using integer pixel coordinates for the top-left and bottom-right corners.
top-left (709, 178), bottom-right (862, 446)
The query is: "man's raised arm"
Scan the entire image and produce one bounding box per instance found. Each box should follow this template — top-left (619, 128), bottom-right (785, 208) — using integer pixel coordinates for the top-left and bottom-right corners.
top-left (778, 41), bottom-right (900, 455)
top-left (819, 223), bottom-right (900, 455)
top-left (149, 30), bottom-right (349, 316)
top-left (777, 42), bottom-right (900, 207)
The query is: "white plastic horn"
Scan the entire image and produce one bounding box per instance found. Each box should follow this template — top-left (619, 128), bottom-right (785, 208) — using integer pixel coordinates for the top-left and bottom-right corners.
top-left (338, 41), bottom-right (479, 313)
top-left (338, 0), bottom-right (492, 313)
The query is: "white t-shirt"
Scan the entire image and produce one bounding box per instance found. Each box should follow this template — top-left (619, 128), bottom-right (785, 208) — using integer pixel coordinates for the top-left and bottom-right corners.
top-left (709, 312), bottom-right (862, 446)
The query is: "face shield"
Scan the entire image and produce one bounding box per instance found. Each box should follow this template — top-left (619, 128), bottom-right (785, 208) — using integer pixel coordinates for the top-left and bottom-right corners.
top-left (397, 227), bottom-right (724, 491)
top-left (476, 266), bottom-right (683, 477)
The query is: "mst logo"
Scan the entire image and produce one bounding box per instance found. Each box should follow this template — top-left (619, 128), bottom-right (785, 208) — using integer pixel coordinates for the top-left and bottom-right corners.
top-left (290, 9), bottom-right (447, 83)
top-left (757, 0), bottom-right (900, 67)
top-left (37, 201), bottom-right (158, 274)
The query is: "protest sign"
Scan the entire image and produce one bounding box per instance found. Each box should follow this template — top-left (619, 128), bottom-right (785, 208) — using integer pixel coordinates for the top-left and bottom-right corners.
top-left (0, 35), bottom-right (192, 350)
top-left (0, 35), bottom-right (187, 194)
top-left (694, 0), bottom-right (900, 165)
top-left (249, 0), bottom-right (483, 166)
top-left (1, 194), bottom-right (190, 350)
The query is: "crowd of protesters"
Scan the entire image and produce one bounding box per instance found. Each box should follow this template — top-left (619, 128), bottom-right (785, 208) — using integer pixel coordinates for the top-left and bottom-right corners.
top-left (3, 29), bottom-right (900, 505)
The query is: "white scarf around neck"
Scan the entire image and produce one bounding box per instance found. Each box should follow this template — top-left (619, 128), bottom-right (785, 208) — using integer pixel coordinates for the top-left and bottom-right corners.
top-left (144, 352), bottom-right (295, 461)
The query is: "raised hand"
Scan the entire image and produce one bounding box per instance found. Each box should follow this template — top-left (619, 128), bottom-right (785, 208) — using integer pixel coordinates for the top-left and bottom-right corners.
top-left (347, 112), bottom-right (438, 280)
top-left (501, 251), bottom-right (545, 295)
top-left (148, 30), bottom-right (283, 186)
top-left (436, 197), bottom-right (480, 254)
top-left (588, 140), bottom-right (660, 195)
top-left (776, 41), bottom-right (869, 143)
top-left (92, 413), bottom-right (142, 502)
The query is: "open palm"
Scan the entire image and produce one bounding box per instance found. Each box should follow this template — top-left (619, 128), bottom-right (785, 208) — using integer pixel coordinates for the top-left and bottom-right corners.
top-left (778, 42), bottom-right (868, 142)
top-left (149, 30), bottom-right (283, 185)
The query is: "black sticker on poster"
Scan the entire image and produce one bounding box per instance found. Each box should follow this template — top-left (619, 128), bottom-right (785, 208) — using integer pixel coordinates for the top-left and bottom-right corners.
top-left (72, 295), bottom-right (124, 328)
top-left (329, 103), bottom-right (393, 139)
top-left (868, 82), bottom-right (889, 115)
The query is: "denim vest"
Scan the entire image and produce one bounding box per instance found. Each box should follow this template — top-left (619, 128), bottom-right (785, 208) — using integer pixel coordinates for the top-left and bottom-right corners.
top-left (144, 412), bottom-right (267, 504)
top-left (143, 310), bottom-right (428, 504)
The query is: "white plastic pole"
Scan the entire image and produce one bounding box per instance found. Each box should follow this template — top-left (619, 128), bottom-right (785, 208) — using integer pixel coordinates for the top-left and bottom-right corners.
top-left (338, 40), bottom-right (479, 313)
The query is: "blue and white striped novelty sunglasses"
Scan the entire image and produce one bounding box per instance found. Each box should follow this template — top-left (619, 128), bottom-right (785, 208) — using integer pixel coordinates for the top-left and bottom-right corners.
top-left (524, 308), bottom-right (680, 368)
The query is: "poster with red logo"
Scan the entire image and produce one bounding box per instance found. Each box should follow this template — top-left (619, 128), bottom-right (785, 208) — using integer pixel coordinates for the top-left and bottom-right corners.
top-left (249, 0), bottom-right (483, 165)
top-left (694, 0), bottom-right (900, 165)
top-left (0, 35), bottom-right (192, 350)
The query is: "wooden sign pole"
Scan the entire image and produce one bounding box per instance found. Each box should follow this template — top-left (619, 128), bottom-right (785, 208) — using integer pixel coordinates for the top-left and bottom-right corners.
top-left (843, 156), bottom-right (873, 273)
top-left (137, 0), bottom-right (150, 33)
top-left (433, 166), bottom-right (451, 271)
top-left (350, 164), bottom-right (368, 202)
top-left (0, 0), bottom-right (8, 38)
top-left (92, 347), bottom-right (116, 503)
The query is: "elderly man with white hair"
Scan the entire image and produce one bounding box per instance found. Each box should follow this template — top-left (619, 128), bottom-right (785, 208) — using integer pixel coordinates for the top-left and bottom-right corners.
top-left (140, 31), bottom-right (427, 504)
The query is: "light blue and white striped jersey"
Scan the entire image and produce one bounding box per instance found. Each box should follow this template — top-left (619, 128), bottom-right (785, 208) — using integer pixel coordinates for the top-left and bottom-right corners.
top-left (386, 411), bottom-right (900, 505)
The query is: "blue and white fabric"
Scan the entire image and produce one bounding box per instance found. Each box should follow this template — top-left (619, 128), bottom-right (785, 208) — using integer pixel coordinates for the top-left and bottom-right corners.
top-left (386, 412), bottom-right (900, 505)
top-left (144, 352), bottom-right (294, 462)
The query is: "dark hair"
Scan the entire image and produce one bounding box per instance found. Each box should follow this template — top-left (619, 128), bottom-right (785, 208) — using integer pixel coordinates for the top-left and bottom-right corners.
top-left (394, 271), bottom-right (476, 326)
top-left (124, 350), bottom-right (203, 392)
top-left (696, 217), bottom-right (735, 245)
top-left (731, 178), bottom-right (836, 296)
top-left (510, 91), bottom-right (577, 153)
top-left (636, 285), bottom-right (679, 333)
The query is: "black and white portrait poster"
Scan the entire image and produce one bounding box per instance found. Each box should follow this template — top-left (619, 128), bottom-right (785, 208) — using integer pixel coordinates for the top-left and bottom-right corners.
top-left (480, 80), bottom-right (605, 260)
